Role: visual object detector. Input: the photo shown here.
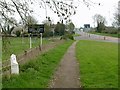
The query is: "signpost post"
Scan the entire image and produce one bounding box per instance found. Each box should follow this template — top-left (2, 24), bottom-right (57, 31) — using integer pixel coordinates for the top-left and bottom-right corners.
top-left (28, 24), bottom-right (44, 50)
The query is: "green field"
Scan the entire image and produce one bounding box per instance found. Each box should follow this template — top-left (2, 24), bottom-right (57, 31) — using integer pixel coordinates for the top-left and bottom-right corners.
top-left (0, 37), bottom-right (2, 58)
top-left (0, 37), bottom-right (2, 89)
top-left (3, 40), bottom-right (73, 88)
top-left (2, 37), bottom-right (50, 61)
top-left (76, 40), bottom-right (118, 88)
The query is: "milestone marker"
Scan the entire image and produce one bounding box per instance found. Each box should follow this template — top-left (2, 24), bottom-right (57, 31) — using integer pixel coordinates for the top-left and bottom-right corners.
top-left (10, 54), bottom-right (19, 74)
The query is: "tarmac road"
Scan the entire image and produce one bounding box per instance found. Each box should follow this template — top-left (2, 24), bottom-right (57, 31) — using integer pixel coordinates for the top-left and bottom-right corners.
top-left (74, 31), bottom-right (119, 43)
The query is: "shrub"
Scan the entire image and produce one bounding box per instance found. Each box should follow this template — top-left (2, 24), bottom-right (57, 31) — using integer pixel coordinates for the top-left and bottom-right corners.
top-left (22, 32), bottom-right (29, 37)
top-left (67, 34), bottom-right (74, 40)
top-left (102, 27), bottom-right (118, 34)
top-left (60, 34), bottom-right (74, 40)
top-left (16, 31), bottom-right (21, 37)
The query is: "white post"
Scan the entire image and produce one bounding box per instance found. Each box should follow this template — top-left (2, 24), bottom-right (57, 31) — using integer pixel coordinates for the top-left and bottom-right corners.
top-left (10, 54), bottom-right (19, 74)
top-left (40, 33), bottom-right (42, 50)
top-left (30, 33), bottom-right (32, 49)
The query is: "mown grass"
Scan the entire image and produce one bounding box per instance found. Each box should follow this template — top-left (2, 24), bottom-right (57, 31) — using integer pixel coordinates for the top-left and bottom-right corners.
top-left (3, 40), bottom-right (73, 88)
top-left (73, 33), bottom-right (81, 37)
top-left (90, 32), bottom-right (120, 38)
top-left (0, 37), bottom-right (2, 89)
top-left (2, 37), bottom-right (50, 61)
top-left (76, 40), bottom-right (118, 88)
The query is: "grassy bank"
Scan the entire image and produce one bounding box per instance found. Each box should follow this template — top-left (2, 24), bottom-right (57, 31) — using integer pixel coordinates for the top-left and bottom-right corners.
top-left (73, 33), bottom-right (81, 37)
top-left (3, 40), bottom-right (73, 88)
top-left (90, 32), bottom-right (119, 38)
top-left (76, 40), bottom-right (118, 88)
top-left (2, 37), bottom-right (50, 61)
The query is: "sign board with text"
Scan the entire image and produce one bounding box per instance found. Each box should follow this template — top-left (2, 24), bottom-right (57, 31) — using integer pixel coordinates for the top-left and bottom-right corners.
top-left (28, 24), bottom-right (44, 33)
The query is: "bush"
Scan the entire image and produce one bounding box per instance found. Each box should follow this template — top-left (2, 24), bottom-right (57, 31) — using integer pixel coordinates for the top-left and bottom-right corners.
top-left (102, 27), bottom-right (118, 34)
top-left (16, 31), bottom-right (21, 37)
top-left (68, 34), bottom-right (74, 40)
top-left (22, 32), bottom-right (29, 37)
top-left (60, 34), bottom-right (74, 40)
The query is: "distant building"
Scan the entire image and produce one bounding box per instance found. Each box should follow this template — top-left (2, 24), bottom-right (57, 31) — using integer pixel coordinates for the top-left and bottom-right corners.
top-left (84, 24), bottom-right (90, 32)
top-left (79, 27), bottom-right (84, 32)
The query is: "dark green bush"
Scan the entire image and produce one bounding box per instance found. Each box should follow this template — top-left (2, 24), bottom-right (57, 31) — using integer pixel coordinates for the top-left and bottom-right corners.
top-left (22, 32), bottom-right (29, 37)
top-left (15, 31), bottom-right (21, 37)
top-left (60, 34), bottom-right (74, 40)
top-left (67, 34), bottom-right (74, 40)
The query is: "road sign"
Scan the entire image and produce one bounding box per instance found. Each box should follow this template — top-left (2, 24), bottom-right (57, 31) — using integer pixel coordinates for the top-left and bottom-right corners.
top-left (28, 24), bottom-right (44, 33)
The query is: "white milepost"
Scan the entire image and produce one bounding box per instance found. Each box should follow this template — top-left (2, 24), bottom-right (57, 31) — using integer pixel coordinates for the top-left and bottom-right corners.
top-left (10, 54), bottom-right (19, 74)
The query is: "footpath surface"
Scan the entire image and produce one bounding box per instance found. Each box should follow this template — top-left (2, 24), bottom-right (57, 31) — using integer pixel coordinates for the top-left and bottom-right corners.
top-left (49, 32), bottom-right (118, 88)
top-left (49, 41), bottom-right (81, 88)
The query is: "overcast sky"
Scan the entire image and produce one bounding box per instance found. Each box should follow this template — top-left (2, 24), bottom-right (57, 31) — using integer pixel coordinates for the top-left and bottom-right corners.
top-left (15, 0), bottom-right (119, 28)
top-left (70, 0), bottom-right (119, 28)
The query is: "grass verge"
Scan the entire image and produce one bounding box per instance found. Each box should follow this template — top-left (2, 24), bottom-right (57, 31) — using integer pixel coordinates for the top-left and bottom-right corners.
top-left (90, 32), bottom-right (120, 38)
top-left (76, 40), bottom-right (118, 88)
top-left (73, 34), bottom-right (81, 37)
top-left (3, 40), bottom-right (73, 88)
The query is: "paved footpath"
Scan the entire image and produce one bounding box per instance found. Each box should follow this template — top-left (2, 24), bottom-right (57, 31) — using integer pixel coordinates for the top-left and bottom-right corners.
top-left (49, 31), bottom-right (119, 88)
top-left (49, 41), bottom-right (81, 88)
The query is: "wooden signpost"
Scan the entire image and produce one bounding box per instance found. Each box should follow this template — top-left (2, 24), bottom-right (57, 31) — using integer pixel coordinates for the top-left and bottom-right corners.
top-left (28, 24), bottom-right (44, 49)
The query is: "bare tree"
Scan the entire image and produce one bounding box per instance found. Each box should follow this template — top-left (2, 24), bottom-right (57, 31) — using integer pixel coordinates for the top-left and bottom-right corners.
top-left (0, 0), bottom-right (101, 27)
top-left (112, 13), bottom-right (120, 28)
top-left (25, 15), bottom-right (38, 25)
top-left (93, 14), bottom-right (106, 32)
top-left (93, 14), bottom-right (106, 25)
top-left (66, 21), bottom-right (75, 34)
top-left (113, 1), bottom-right (120, 28)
